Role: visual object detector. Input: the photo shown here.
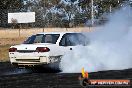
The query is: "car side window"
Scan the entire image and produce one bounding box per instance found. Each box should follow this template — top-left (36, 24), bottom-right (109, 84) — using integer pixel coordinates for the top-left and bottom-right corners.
top-left (59, 33), bottom-right (89, 46)
top-left (59, 33), bottom-right (76, 46)
top-left (66, 35), bottom-right (74, 46)
top-left (59, 34), bottom-right (67, 46)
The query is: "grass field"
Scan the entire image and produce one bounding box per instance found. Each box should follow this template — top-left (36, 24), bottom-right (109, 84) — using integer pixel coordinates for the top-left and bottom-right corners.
top-left (0, 37), bottom-right (27, 62)
top-left (0, 38), bottom-right (26, 61)
top-left (0, 27), bottom-right (93, 38)
top-left (0, 45), bottom-right (11, 61)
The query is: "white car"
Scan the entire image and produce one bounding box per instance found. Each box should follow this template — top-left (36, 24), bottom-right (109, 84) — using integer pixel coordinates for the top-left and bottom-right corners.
top-left (9, 32), bottom-right (88, 70)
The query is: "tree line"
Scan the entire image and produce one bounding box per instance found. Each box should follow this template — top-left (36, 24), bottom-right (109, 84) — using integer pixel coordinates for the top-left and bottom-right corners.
top-left (0, 0), bottom-right (130, 28)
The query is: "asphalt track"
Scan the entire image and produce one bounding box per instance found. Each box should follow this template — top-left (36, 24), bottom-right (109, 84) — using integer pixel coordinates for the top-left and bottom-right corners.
top-left (0, 62), bottom-right (132, 88)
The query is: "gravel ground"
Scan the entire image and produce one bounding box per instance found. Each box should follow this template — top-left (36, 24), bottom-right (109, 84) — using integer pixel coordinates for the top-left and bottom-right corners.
top-left (0, 62), bottom-right (132, 88)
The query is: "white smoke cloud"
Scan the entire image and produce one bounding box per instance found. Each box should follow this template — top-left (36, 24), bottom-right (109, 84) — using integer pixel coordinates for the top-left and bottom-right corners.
top-left (60, 6), bottom-right (132, 73)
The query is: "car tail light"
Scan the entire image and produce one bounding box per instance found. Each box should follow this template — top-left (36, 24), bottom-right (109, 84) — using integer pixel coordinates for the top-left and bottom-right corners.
top-left (36, 47), bottom-right (50, 52)
top-left (9, 47), bottom-right (17, 52)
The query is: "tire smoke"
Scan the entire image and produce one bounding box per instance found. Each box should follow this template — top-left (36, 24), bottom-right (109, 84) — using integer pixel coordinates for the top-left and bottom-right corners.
top-left (60, 6), bottom-right (132, 73)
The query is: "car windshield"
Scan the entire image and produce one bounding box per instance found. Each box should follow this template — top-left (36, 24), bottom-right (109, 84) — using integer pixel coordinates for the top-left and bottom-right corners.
top-left (23, 34), bottom-right (60, 44)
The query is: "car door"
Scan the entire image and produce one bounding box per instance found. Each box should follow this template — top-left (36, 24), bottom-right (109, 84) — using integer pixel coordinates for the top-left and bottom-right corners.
top-left (59, 33), bottom-right (88, 54)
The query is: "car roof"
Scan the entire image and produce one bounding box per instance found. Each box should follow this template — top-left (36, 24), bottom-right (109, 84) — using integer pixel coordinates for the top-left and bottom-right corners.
top-left (37, 32), bottom-right (82, 35)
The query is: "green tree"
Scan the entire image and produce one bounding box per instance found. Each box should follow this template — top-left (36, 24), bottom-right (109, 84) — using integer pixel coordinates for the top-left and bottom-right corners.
top-left (0, 0), bottom-right (24, 27)
top-left (58, 0), bottom-right (79, 27)
top-left (78, 0), bottom-right (128, 26)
